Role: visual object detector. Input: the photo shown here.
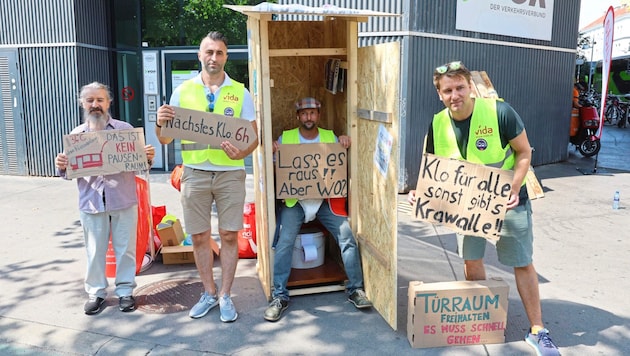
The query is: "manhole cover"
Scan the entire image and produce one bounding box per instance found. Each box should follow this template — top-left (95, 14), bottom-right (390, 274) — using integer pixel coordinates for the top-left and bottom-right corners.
top-left (135, 278), bottom-right (203, 314)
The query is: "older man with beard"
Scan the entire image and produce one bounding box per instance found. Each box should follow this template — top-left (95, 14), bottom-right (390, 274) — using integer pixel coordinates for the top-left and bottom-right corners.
top-left (55, 82), bottom-right (155, 315)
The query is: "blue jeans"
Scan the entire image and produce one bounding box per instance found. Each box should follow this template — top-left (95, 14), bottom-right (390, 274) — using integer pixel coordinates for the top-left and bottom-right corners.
top-left (272, 201), bottom-right (364, 300)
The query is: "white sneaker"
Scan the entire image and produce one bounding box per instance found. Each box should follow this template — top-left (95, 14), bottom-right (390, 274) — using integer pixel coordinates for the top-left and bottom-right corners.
top-left (219, 294), bottom-right (238, 322)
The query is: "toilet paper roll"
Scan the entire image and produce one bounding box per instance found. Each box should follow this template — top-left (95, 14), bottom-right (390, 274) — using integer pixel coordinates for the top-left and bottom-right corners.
top-left (300, 234), bottom-right (317, 262)
top-left (303, 244), bottom-right (318, 262)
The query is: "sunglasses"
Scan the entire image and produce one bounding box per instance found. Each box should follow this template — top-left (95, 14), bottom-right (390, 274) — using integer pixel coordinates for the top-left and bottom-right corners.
top-left (434, 61), bottom-right (462, 74)
top-left (207, 93), bottom-right (215, 112)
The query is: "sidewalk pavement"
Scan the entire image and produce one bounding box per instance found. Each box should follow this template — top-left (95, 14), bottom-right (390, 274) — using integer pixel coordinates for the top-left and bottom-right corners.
top-left (1, 126), bottom-right (629, 355)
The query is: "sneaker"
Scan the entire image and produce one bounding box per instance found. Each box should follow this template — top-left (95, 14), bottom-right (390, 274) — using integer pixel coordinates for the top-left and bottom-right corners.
top-left (189, 291), bottom-right (218, 319)
top-left (264, 297), bottom-right (289, 322)
top-left (525, 328), bottom-right (561, 356)
top-left (119, 295), bottom-right (135, 312)
top-left (219, 294), bottom-right (238, 323)
top-left (84, 296), bottom-right (105, 315)
top-left (348, 289), bottom-right (372, 309)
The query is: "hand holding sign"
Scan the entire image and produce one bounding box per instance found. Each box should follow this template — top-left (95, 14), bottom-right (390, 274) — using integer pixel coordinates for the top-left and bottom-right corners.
top-left (62, 128), bottom-right (148, 179)
top-left (413, 153), bottom-right (514, 241)
top-left (275, 143), bottom-right (348, 200)
top-left (160, 106), bottom-right (257, 151)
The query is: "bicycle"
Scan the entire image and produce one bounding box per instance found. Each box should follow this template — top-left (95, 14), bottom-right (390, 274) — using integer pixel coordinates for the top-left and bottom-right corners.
top-left (604, 94), bottom-right (626, 126)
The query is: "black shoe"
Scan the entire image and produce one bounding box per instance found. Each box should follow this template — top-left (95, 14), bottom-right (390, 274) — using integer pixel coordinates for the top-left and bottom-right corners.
top-left (264, 297), bottom-right (288, 322)
top-left (84, 296), bottom-right (105, 315)
top-left (348, 289), bottom-right (372, 309)
top-left (119, 295), bottom-right (136, 312)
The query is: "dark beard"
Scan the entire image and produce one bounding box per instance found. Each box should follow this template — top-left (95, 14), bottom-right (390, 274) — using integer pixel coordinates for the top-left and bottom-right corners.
top-left (301, 121), bottom-right (316, 131)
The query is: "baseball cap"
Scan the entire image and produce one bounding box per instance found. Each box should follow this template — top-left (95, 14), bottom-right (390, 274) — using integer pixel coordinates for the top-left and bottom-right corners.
top-left (295, 97), bottom-right (321, 111)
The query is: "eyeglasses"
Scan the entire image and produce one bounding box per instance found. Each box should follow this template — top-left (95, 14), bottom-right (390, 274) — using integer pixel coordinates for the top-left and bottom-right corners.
top-left (434, 61), bottom-right (462, 74)
top-left (207, 93), bottom-right (215, 112)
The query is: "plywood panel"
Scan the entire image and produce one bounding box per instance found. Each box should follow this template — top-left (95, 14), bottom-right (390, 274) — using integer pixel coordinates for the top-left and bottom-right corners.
top-left (356, 41), bottom-right (400, 330)
top-left (258, 18), bottom-right (353, 299)
top-left (248, 16), bottom-right (273, 299)
top-left (268, 20), bottom-right (347, 50)
top-left (268, 20), bottom-right (349, 141)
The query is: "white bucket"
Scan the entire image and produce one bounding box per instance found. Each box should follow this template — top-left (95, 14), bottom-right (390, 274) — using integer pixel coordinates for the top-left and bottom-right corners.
top-left (291, 230), bottom-right (325, 269)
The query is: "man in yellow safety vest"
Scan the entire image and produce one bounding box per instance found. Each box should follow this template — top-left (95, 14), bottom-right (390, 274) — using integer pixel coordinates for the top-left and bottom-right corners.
top-left (155, 31), bottom-right (258, 323)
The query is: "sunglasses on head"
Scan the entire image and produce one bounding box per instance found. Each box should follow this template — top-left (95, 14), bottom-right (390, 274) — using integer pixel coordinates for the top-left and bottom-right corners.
top-left (207, 93), bottom-right (215, 112)
top-left (434, 61), bottom-right (462, 74)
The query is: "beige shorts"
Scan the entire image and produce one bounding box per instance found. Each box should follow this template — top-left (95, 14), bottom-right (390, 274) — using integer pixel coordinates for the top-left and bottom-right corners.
top-left (181, 166), bottom-right (246, 234)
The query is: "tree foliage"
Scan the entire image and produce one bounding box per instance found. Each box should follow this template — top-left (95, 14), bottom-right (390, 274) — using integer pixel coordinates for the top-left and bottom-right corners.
top-left (142, 0), bottom-right (276, 47)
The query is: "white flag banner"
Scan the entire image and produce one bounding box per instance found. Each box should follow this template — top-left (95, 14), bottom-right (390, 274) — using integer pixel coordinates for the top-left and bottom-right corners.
top-left (598, 6), bottom-right (615, 138)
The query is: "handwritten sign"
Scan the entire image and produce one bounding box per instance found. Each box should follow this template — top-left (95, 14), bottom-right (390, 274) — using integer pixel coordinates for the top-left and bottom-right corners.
top-left (413, 153), bottom-right (514, 241)
top-left (275, 143), bottom-right (347, 199)
top-left (160, 107), bottom-right (257, 151)
top-left (63, 128), bottom-right (148, 179)
top-left (407, 279), bottom-right (509, 348)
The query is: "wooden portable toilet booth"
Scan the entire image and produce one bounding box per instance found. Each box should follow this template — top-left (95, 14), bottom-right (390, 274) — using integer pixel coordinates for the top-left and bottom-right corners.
top-left (226, 4), bottom-right (400, 329)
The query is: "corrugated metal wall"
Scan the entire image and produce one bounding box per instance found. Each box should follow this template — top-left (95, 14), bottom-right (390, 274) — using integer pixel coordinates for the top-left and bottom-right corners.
top-left (0, 0), bottom-right (582, 178)
top-left (0, 0), bottom-right (112, 176)
top-left (20, 47), bottom-right (80, 176)
top-left (399, 0), bottom-right (581, 191)
top-left (277, 0), bottom-right (404, 32)
top-left (0, 0), bottom-right (76, 44)
top-left (280, 0), bottom-right (582, 191)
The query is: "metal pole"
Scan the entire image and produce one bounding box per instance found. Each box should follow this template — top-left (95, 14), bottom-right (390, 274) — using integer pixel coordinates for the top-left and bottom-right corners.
top-left (588, 38), bottom-right (596, 90)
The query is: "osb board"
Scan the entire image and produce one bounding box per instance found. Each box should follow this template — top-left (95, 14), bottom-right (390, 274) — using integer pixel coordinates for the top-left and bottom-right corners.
top-left (256, 18), bottom-right (351, 299)
top-left (470, 71), bottom-right (498, 99)
top-left (356, 41), bottom-right (400, 330)
top-left (269, 55), bottom-right (348, 141)
top-left (268, 19), bottom-right (347, 50)
top-left (247, 16), bottom-right (272, 299)
top-left (268, 19), bottom-right (349, 140)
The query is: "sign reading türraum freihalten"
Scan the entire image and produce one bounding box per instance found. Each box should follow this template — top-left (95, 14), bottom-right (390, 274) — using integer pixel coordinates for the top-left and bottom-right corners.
top-left (274, 143), bottom-right (348, 200)
top-left (413, 153), bottom-right (514, 241)
top-left (63, 128), bottom-right (148, 179)
top-left (456, 0), bottom-right (554, 41)
top-left (160, 107), bottom-right (258, 151)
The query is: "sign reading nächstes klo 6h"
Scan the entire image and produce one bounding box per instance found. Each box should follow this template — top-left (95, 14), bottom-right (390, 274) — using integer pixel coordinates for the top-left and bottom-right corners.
top-left (456, 0), bottom-right (554, 41)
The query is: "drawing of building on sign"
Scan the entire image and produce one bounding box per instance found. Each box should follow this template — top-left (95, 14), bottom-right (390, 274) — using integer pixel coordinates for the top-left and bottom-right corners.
top-left (70, 141), bottom-right (108, 170)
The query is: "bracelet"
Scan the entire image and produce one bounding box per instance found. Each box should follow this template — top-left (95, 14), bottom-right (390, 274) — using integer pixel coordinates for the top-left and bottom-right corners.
top-left (156, 122), bottom-right (162, 128)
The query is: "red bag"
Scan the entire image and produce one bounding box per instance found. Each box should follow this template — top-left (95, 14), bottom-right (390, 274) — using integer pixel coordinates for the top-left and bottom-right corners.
top-left (151, 205), bottom-right (166, 251)
top-left (238, 202), bottom-right (257, 258)
top-left (170, 165), bottom-right (183, 191)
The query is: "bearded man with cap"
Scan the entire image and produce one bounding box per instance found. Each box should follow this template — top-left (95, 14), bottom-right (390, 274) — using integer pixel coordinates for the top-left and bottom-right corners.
top-left (263, 97), bottom-right (372, 322)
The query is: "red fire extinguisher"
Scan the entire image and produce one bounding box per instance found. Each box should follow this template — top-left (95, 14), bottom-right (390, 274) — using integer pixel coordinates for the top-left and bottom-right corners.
top-left (238, 202), bottom-right (257, 258)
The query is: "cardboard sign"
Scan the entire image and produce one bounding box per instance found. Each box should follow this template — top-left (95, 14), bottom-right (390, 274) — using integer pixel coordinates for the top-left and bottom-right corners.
top-left (63, 128), bottom-right (148, 179)
top-left (413, 153), bottom-right (514, 241)
top-left (407, 279), bottom-right (509, 348)
top-left (160, 107), bottom-right (257, 151)
top-left (274, 143), bottom-right (347, 199)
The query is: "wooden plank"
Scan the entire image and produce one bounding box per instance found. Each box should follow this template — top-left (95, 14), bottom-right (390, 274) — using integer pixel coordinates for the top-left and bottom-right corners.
top-left (357, 108), bottom-right (392, 123)
top-left (357, 41), bottom-right (400, 330)
top-left (287, 258), bottom-right (348, 287)
top-left (250, 15), bottom-right (273, 300)
top-left (288, 284), bottom-right (346, 297)
top-left (269, 48), bottom-right (348, 57)
top-left (525, 167), bottom-right (545, 200)
top-left (470, 70), bottom-right (498, 99)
